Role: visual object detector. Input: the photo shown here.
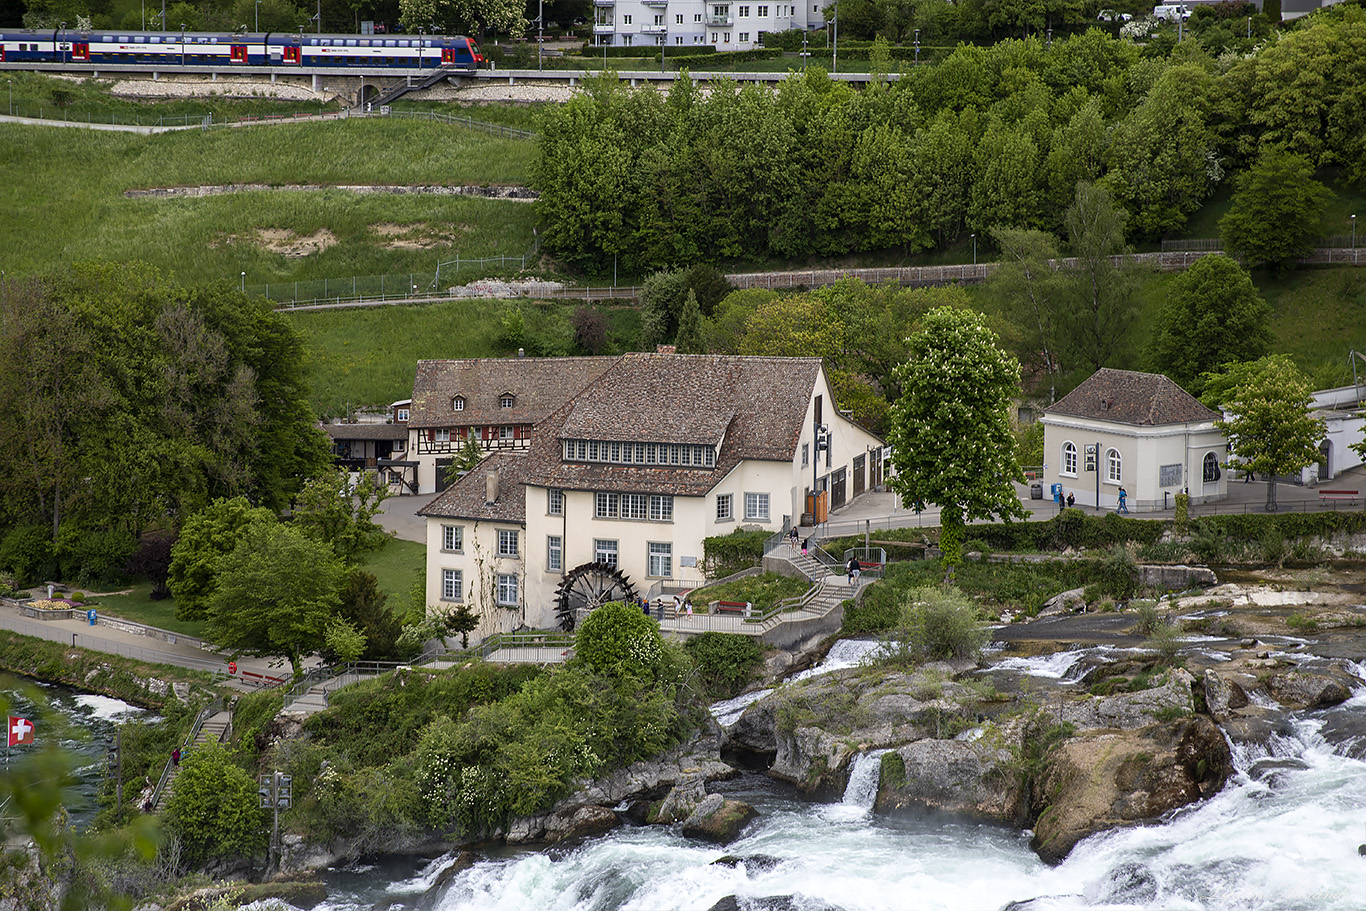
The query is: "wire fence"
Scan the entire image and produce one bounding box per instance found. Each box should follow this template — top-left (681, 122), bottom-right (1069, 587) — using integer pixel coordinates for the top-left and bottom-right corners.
top-left (256, 257), bottom-right (534, 307)
top-left (381, 108), bottom-right (537, 140)
top-left (1162, 236), bottom-right (1362, 252)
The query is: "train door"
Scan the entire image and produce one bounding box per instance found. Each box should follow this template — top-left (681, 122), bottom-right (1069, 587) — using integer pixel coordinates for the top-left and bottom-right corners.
top-left (441, 46), bottom-right (454, 64)
top-left (282, 44), bottom-right (301, 64)
top-left (72, 42), bottom-right (89, 60)
top-left (230, 44), bottom-right (247, 62)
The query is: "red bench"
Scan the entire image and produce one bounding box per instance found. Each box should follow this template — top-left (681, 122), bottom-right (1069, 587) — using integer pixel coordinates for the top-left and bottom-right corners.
top-left (1318, 489), bottom-right (1358, 504)
top-left (715, 600), bottom-right (752, 615)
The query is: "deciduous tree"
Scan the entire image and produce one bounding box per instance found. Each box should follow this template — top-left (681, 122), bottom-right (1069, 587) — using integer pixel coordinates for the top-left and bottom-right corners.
top-left (1219, 147), bottom-right (1334, 270)
top-left (1202, 356), bottom-right (1326, 513)
top-left (167, 497), bottom-right (277, 621)
top-left (163, 742), bottom-right (267, 869)
top-left (1148, 255), bottom-right (1271, 394)
top-left (1061, 180), bottom-right (1142, 374)
top-left (291, 467), bottom-right (390, 564)
top-left (888, 307), bottom-right (1027, 577)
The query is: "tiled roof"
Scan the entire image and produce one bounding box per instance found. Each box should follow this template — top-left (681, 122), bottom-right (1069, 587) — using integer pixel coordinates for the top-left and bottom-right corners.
top-left (409, 356), bottom-right (616, 428)
top-left (322, 422), bottom-right (408, 441)
top-left (417, 451), bottom-right (528, 524)
top-left (523, 354), bottom-right (827, 496)
top-left (1046, 368), bottom-right (1221, 426)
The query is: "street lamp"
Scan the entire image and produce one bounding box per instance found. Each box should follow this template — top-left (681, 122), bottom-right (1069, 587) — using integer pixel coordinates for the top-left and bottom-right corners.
top-left (181, 24), bottom-right (187, 65)
top-left (971, 233), bottom-right (977, 266)
top-left (538, 0), bottom-right (543, 71)
top-left (256, 0), bottom-right (261, 30)
top-left (240, 271), bottom-right (246, 292)
top-left (1246, 16), bottom-right (1251, 39)
top-left (1352, 214), bottom-right (1357, 264)
top-left (913, 28), bottom-right (919, 64)
top-left (7, 80), bottom-right (11, 117)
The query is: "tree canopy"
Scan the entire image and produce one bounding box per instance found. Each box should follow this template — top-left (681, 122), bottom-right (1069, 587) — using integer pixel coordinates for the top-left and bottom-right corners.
top-left (1219, 147), bottom-right (1335, 271)
top-left (888, 306), bottom-right (1027, 574)
top-left (1148, 255), bottom-right (1272, 395)
top-left (1203, 356), bottom-right (1326, 513)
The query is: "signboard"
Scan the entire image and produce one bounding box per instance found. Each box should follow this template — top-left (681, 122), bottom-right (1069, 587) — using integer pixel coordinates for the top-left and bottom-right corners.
top-left (1084, 443), bottom-right (1097, 472)
top-left (1159, 463), bottom-right (1183, 487)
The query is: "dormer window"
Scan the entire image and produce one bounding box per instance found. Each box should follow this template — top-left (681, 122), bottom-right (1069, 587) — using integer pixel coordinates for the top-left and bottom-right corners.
top-left (452, 396), bottom-right (465, 411)
top-left (500, 394), bottom-right (515, 409)
top-left (395, 407), bottom-right (409, 422)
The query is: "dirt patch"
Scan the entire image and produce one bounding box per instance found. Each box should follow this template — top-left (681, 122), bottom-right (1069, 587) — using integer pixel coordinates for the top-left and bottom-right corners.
top-left (126, 184), bottom-right (537, 201)
top-left (371, 222), bottom-right (469, 250)
top-left (214, 228), bottom-right (338, 257)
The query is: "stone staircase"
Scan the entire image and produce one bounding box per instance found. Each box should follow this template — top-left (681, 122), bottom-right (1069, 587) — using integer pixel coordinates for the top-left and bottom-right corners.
top-left (153, 709), bottom-right (231, 811)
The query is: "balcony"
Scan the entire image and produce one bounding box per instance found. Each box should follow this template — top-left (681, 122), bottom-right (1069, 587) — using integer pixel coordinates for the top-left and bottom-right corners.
top-left (705, 14), bottom-right (733, 25)
top-left (642, 23), bottom-right (668, 33)
top-left (593, 22), bottom-right (616, 33)
top-left (643, 0), bottom-right (669, 6)
top-left (593, 0), bottom-right (614, 6)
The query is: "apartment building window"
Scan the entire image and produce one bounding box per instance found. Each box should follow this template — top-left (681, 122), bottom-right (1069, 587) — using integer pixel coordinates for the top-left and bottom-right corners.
top-left (499, 425), bottom-right (514, 440)
top-left (655, 14), bottom-right (664, 23)
top-left (623, 34), bottom-right (632, 43)
top-left (441, 569), bottom-right (462, 601)
top-left (648, 542), bottom-right (673, 577)
top-left (547, 536), bottom-right (563, 572)
top-left (596, 492), bottom-right (618, 518)
top-left (758, 3), bottom-right (768, 12)
top-left (675, 13), bottom-right (683, 22)
top-left (745, 492), bottom-right (770, 521)
top-left (724, 32), bottom-right (731, 40)
top-left (711, 32), bottom-right (717, 41)
top-left (649, 495), bottom-right (673, 521)
top-left (738, 4), bottom-right (749, 13)
top-left (740, 31), bottom-right (749, 40)
top-left (716, 493), bottom-right (733, 521)
top-left (498, 529), bottom-right (519, 557)
top-left (497, 574), bottom-right (518, 606)
top-left (802, 442), bottom-right (809, 467)
top-left (595, 539), bottom-right (618, 566)
top-left (548, 488), bottom-right (564, 515)
top-left (435, 428), bottom-right (450, 442)
top-left (676, 35), bottom-right (684, 42)
top-left (623, 14), bottom-right (632, 22)
top-left (695, 13), bottom-right (702, 20)
top-left (442, 525), bottom-right (463, 552)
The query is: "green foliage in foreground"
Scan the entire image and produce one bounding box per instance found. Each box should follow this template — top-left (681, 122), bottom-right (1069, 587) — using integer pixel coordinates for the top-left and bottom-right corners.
top-left (163, 742), bottom-right (268, 869)
top-left (683, 633), bottom-right (765, 700)
top-left (700, 528), bottom-right (772, 579)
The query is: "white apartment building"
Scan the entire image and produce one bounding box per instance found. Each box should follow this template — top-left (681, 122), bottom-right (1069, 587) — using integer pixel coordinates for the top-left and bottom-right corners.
top-left (591, 0), bottom-right (826, 51)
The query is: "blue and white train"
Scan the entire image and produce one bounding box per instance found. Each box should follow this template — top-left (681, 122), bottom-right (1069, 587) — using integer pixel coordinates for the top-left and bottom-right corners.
top-left (0, 28), bottom-right (485, 71)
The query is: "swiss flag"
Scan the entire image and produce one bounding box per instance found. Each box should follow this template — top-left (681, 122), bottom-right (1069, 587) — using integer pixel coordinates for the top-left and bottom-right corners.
top-left (8, 716), bottom-right (34, 747)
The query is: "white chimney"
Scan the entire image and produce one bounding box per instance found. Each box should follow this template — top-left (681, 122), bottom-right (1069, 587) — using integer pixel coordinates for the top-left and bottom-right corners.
top-left (485, 469), bottom-right (499, 504)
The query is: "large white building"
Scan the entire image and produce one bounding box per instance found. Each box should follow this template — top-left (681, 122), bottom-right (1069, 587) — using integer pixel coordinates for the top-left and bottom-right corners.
top-left (591, 0), bottom-right (825, 51)
top-left (418, 353), bottom-right (884, 640)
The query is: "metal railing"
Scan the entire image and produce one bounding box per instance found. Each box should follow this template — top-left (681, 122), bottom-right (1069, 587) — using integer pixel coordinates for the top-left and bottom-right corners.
top-left (255, 259), bottom-right (533, 308)
top-left (150, 697), bottom-right (224, 810)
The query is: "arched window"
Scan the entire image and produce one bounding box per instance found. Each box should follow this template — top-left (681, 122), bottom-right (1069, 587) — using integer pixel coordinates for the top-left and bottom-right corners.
top-left (1106, 448), bottom-right (1122, 483)
top-left (1061, 442), bottom-right (1077, 476)
top-left (1202, 452), bottom-right (1220, 483)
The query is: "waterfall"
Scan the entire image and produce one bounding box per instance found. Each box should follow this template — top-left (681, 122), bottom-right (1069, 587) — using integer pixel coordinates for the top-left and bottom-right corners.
top-left (842, 748), bottom-right (891, 809)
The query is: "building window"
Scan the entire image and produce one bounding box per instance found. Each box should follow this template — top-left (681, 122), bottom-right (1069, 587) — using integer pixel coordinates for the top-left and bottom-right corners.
top-left (548, 488), bottom-right (564, 515)
top-left (711, 32), bottom-right (717, 41)
top-left (395, 407), bottom-right (409, 422)
top-left (1203, 452), bottom-right (1220, 483)
top-left (497, 574), bottom-right (518, 606)
top-left (695, 13), bottom-right (702, 20)
top-left (1061, 442), bottom-right (1077, 477)
top-left (740, 31), bottom-right (749, 40)
top-left (758, 3), bottom-right (767, 12)
top-left (441, 568), bottom-right (462, 601)
top-left (739, 4), bottom-right (749, 13)
top-left (500, 394), bottom-right (514, 408)
top-left (499, 425), bottom-right (514, 440)
top-left (595, 539), bottom-right (618, 566)
top-left (596, 492), bottom-right (618, 518)
top-left (802, 442), bottom-right (809, 467)
top-left (498, 529), bottom-right (519, 556)
top-left (452, 396), bottom-right (465, 411)
top-left (744, 492), bottom-right (770, 521)
top-left (435, 428), bottom-right (450, 442)
top-left (1107, 448), bottom-right (1122, 483)
top-left (675, 13), bottom-right (683, 22)
top-left (548, 535), bottom-right (563, 572)
top-left (442, 525), bottom-right (463, 552)
top-left (675, 35), bottom-right (684, 43)
top-left (622, 493), bottom-right (648, 519)
top-left (648, 542), bottom-right (673, 577)
top-left (623, 13), bottom-right (632, 22)
top-left (717, 493), bottom-right (733, 521)
top-left (650, 495), bottom-right (673, 521)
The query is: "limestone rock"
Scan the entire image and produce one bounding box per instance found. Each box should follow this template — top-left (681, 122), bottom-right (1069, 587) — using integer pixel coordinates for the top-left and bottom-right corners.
top-left (1266, 672), bottom-right (1352, 710)
top-left (1030, 717), bottom-right (1230, 864)
top-left (1138, 564), bottom-right (1217, 591)
top-left (711, 854), bottom-right (784, 872)
top-left (653, 772), bottom-right (708, 824)
top-left (1062, 669), bottom-right (1195, 730)
top-left (876, 739), bottom-right (1020, 821)
top-left (728, 698), bottom-right (780, 756)
top-left (544, 805), bottom-right (620, 844)
top-left (1038, 587), bottom-right (1087, 617)
top-left (681, 795), bottom-right (758, 843)
top-left (707, 897), bottom-right (843, 911)
top-left (1201, 669), bottom-right (1248, 721)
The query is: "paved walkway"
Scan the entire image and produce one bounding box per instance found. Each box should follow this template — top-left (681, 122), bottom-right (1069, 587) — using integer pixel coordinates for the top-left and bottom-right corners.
top-left (0, 603), bottom-right (298, 691)
top-left (376, 491), bottom-right (441, 542)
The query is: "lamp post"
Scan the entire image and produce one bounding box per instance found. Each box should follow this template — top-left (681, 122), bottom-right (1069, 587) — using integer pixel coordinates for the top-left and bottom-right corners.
top-left (180, 24), bottom-right (186, 65)
top-left (538, 0), bottom-right (543, 70)
top-left (241, 271), bottom-right (246, 292)
top-left (7, 80), bottom-right (11, 117)
top-left (1352, 214), bottom-right (1357, 264)
top-left (831, 1), bottom-right (837, 74)
top-left (1246, 16), bottom-right (1250, 38)
top-left (913, 28), bottom-right (919, 64)
top-left (256, 0), bottom-right (261, 30)
top-left (971, 233), bottom-right (976, 266)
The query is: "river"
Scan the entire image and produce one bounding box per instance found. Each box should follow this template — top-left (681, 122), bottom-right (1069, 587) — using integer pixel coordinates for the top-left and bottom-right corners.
top-left (312, 648), bottom-right (1366, 911)
top-left (0, 672), bottom-right (153, 827)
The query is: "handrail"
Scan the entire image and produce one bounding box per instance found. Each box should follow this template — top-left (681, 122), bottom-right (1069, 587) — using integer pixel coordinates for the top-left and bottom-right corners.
top-left (150, 696), bottom-right (223, 810)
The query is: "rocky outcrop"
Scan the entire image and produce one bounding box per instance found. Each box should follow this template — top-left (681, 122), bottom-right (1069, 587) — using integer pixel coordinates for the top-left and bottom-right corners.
top-left (543, 805), bottom-right (621, 844)
top-left (1266, 671), bottom-right (1352, 709)
top-left (652, 772), bottom-right (708, 823)
top-left (1061, 669), bottom-right (1196, 729)
top-left (680, 794), bottom-right (759, 843)
top-left (1201, 669), bottom-right (1249, 721)
top-left (1138, 564), bottom-right (1218, 591)
top-left (1030, 716), bottom-right (1230, 864)
top-left (876, 738), bottom-right (1020, 821)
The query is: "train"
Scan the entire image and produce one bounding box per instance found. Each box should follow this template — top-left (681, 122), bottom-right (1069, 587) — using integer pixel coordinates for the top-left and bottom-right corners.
top-left (0, 28), bottom-right (484, 71)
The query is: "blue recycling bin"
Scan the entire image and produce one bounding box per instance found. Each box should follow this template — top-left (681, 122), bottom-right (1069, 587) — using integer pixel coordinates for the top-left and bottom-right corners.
top-left (87, 608), bottom-right (97, 626)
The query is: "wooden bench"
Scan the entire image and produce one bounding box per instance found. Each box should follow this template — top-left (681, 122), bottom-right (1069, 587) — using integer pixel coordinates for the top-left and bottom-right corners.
top-left (714, 600), bottom-right (752, 616)
top-left (1318, 489), bottom-right (1359, 504)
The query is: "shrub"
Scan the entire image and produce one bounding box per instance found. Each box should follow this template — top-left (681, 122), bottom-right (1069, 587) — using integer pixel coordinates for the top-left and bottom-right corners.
top-left (683, 632), bottom-right (763, 700)
top-left (688, 572), bottom-right (807, 613)
top-left (56, 526), bottom-right (138, 586)
top-left (0, 524), bottom-right (55, 586)
top-left (1144, 621), bottom-right (1183, 666)
top-left (162, 742), bottom-right (267, 869)
top-left (574, 601), bottom-right (666, 680)
top-left (890, 586), bottom-right (988, 664)
top-left (701, 528), bottom-right (770, 578)
top-left (1101, 545), bottom-right (1139, 600)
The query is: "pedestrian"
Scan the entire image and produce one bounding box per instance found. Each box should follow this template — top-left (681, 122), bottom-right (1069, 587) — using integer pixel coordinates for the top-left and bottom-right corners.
top-left (846, 555), bottom-right (861, 586)
top-left (789, 526), bottom-right (799, 547)
top-left (672, 593), bottom-right (683, 617)
top-left (1117, 487), bottom-right (1128, 514)
top-left (171, 748), bottom-right (180, 767)
top-left (1066, 492), bottom-right (1075, 508)
top-left (801, 536), bottom-right (810, 556)
top-left (1244, 470), bottom-right (1254, 483)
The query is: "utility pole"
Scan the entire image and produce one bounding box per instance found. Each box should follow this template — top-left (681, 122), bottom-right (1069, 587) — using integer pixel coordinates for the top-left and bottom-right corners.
top-left (259, 770), bottom-right (292, 873)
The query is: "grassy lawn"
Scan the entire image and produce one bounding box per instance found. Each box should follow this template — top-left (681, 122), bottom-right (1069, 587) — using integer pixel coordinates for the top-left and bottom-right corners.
top-left (0, 116), bottom-right (536, 283)
top-left (1260, 267), bottom-right (1366, 388)
top-left (688, 572), bottom-right (810, 612)
top-left (93, 584), bottom-right (208, 639)
top-left (358, 536), bottom-right (427, 606)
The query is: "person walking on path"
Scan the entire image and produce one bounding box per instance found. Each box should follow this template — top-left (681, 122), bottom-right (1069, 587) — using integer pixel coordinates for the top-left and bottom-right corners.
top-left (171, 747), bottom-right (181, 767)
top-left (846, 555), bottom-right (861, 586)
top-left (1117, 487), bottom-right (1129, 514)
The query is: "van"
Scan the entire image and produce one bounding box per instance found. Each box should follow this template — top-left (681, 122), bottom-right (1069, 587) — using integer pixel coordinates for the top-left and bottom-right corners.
top-left (1153, 3), bottom-right (1190, 20)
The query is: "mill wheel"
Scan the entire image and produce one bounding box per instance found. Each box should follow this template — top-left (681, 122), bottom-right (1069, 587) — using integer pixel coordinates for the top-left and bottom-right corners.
top-left (555, 561), bottom-right (637, 632)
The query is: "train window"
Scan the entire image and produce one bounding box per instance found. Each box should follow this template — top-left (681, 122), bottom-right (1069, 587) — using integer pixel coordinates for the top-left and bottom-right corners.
top-left (385, 40), bottom-right (396, 46)
top-left (398, 39), bottom-right (410, 46)
top-left (102, 35), bottom-right (114, 41)
top-left (135, 35), bottom-right (145, 42)
top-left (118, 36), bottom-right (128, 41)
top-left (346, 39), bottom-right (357, 46)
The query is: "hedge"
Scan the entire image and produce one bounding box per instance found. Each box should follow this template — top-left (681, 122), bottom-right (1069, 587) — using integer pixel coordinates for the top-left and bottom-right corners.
top-left (1193, 511), bottom-right (1366, 541)
top-left (702, 528), bottom-right (770, 578)
top-left (667, 48), bottom-right (784, 67)
top-left (576, 44), bottom-right (716, 57)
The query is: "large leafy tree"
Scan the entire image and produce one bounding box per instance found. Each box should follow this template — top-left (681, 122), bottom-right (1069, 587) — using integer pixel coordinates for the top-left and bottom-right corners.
top-left (205, 522), bottom-right (345, 674)
top-left (888, 306), bottom-right (1027, 577)
top-left (1061, 180), bottom-right (1142, 374)
top-left (987, 227), bottom-right (1065, 401)
top-left (167, 496), bottom-right (277, 621)
top-left (1148, 255), bottom-right (1272, 394)
top-left (1219, 147), bottom-right (1334, 271)
top-left (291, 467), bottom-right (390, 564)
top-left (1202, 356), bottom-right (1326, 513)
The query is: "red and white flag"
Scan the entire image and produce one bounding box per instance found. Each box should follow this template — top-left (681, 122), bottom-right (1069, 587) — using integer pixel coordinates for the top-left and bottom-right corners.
top-left (8, 716), bottom-right (34, 747)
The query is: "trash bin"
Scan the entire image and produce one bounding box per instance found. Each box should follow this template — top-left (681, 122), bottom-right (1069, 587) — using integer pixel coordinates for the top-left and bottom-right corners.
top-left (1030, 483), bottom-right (1043, 500)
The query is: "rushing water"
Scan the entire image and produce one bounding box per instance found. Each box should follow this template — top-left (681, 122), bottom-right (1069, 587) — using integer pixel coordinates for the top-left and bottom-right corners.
top-left (317, 672), bottom-right (1366, 911)
top-left (709, 639), bottom-right (891, 728)
top-left (0, 673), bottom-right (152, 826)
